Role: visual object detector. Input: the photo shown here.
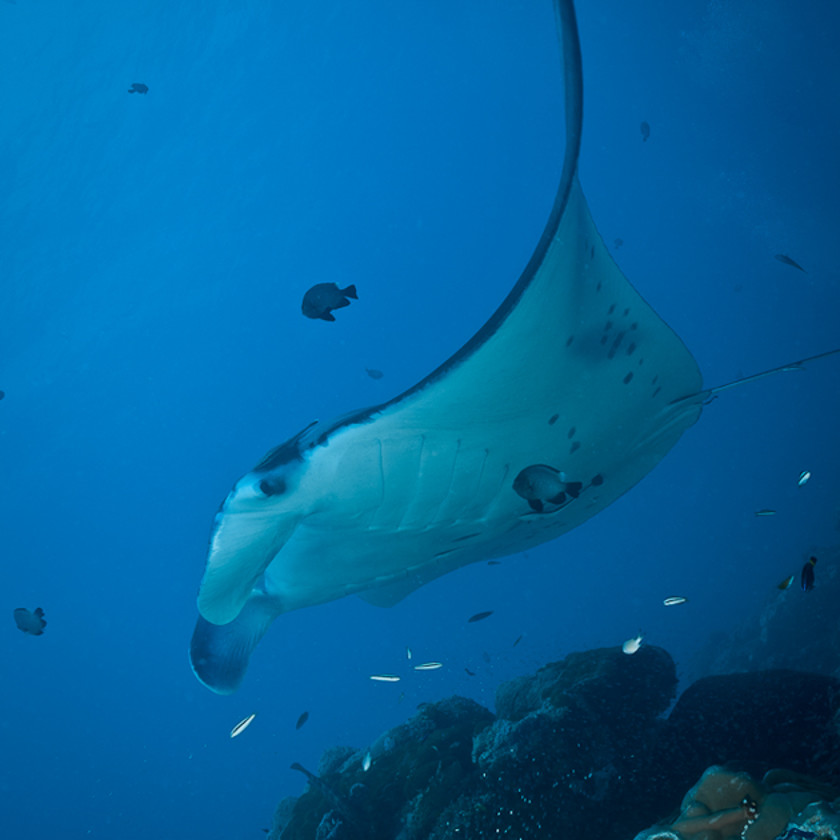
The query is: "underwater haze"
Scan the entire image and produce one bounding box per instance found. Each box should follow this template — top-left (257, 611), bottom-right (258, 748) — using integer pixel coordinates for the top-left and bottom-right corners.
top-left (1, 1), bottom-right (839, 838)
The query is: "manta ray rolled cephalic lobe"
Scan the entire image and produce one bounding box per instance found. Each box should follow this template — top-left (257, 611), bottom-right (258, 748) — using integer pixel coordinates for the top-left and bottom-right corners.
top-left (189, 0), bottom-right (837, 693)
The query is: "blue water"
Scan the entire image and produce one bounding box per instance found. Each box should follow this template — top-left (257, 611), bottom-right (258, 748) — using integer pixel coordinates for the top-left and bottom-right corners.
top-left (1, 1), bottom-right (838, 837)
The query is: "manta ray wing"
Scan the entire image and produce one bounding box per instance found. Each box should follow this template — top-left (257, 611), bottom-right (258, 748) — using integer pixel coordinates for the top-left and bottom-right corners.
top-left (190, 0), bottom-right (704, 693)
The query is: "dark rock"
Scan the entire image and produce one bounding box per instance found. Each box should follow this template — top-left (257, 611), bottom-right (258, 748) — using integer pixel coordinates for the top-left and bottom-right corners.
top-left (277, 696), bottom-right (493, 840)
top-left (318, 746), bottom-right (358, 777)
top-left (462, 647), bottom-right (678, 839)
top-left (271, 644), bottom-right (840, 840)
top-left (495, 644), bottom-right (677, 725)
top-left (654, 668), bottom-right (840, 798)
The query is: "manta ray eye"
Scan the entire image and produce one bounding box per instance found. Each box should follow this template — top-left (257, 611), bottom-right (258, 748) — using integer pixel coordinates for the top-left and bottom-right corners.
top-left (258, 476), bottom-right (286, 496)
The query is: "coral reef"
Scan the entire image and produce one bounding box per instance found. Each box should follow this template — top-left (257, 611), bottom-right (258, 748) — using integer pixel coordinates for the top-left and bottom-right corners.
top-left (271, 645), bottom-right (840, 840)
top-left (633, 765), bottom-right (840, 840)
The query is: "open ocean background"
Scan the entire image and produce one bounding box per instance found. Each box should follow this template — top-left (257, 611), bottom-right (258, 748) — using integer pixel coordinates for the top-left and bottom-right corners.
top-left (1, 1), bottom-right (838, 837)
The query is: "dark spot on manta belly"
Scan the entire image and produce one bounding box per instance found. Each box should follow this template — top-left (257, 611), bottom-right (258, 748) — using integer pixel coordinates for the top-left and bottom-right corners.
top-left (626, 342), bottom-right (636, 355)
top-left (567, 426), bottom-right (576, 439)
top-left (596, 282), bottom-right (602, 292)
top-left (608, 303), bottom-right (616, 314)
top-left (652, 386), bottom-right (661, 398)
top-left (630, 322), bottom-right (638, 330)
top-left (603, 320), bottom-right (613, 331)
top-left (590, 244), bottom-right (595, 259)
top-left (591, 474), bottom-right (604, 486)
top-left (623, 308), bottom-right (630, 316)
top-left (652, 374), bottom-right (659, 384)
top-left (566, 335), bottom-right (575, 347)
top-left (435, 548), bottom-right (458, 559)
top-left (623, 372), bottom-right (634, 384)
top-left (453, 532), bottom-right (481, 542)
top-left (600, 335), bottom-right (608, 345)
top-left (570, 441), bottom-right (580, 453)
top-left (548, 414), bottom-right (559, 425)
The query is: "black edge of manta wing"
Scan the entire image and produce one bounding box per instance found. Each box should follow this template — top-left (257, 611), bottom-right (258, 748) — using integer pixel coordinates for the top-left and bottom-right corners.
top-left (282, 0), bottom-right (586, 447)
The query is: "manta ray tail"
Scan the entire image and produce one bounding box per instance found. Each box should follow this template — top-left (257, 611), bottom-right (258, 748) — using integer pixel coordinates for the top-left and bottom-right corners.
top-left (190, 593), bottom-right (278, 694)
top-left (706, 347), bottom-right (840, 397)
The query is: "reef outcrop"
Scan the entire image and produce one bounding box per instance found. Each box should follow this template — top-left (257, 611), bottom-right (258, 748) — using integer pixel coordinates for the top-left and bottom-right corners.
top-left (689, 545), bottom-right (840, 684)
top-left (633, 765), bottom-right (840, 840)
top-left (269, 646), bottom-right (840, 840)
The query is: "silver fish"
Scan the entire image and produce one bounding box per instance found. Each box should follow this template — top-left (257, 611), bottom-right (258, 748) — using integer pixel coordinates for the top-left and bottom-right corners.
top-left (797, 470), bottom-right (811, 486)
top-left (369, 674), bottom-right (400, 683)
top-left (413, 662), bottom-right (443, 671)
top-left (663, 596), bottom-right (688, 607)
top-left (230, 712), bottom-right (256, 738)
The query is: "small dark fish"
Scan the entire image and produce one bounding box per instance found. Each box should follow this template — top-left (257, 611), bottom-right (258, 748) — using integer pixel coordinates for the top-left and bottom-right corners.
top-left (0, 389), bottom-right (5, 400)
top-left (755, 509), bottom-right (777, 517)
top-left (614, 238), bottom-right (623, 249)
top-left (513, 634), bottom-right (523, 647)
top-left (777, 574), bottom-right (795, 591)
top-left (774, 253), bottom-right (806, 272)
top-left (801, 556), bottom-right (817, 592)
top-left (513, 464), bottom-right (582, 513)
top-left (301, 282), bottom-right (358, 321)
top-left (464, 667), bottom-right (475, 676)
top-left (468, 610), bottom-right (493, 623)
top-left (487, 560), bottom-right (501, 566)
top-left (13, 607), bottom-right (46, 635)
top-left (295, 711), bottom-right (309, 730)
top-left (365, 368), bottom-right (384, 380)
top-left (128, 82), bottom-right (149, 94)
top-left (640, 121), bottom-right (651, 142)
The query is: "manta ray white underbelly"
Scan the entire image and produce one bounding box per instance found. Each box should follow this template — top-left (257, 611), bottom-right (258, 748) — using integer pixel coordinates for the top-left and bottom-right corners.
top-left (190, 0), bottom-right (709, 694)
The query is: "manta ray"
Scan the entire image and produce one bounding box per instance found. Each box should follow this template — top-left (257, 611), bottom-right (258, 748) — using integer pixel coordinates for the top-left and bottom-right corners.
top-left (190, 0), bottom-right (837, 693)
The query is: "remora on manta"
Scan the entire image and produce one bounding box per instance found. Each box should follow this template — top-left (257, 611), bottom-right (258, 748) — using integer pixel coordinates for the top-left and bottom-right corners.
top-left (190, 0), bottom-right (839, 693)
